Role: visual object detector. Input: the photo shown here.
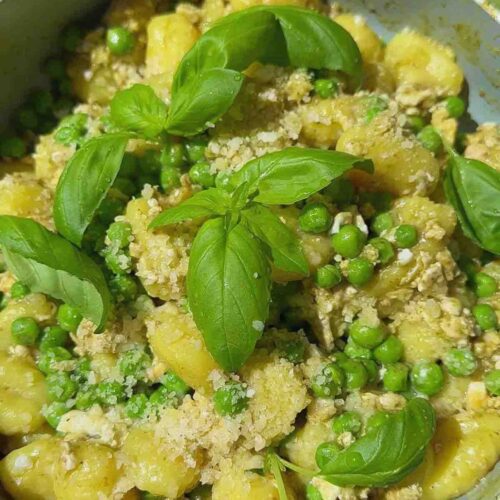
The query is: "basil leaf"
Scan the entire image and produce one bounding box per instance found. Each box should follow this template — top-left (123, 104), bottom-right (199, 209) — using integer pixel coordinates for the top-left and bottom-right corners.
top-left (231, 147), bottom-right (373, 205)
top-left (0, 216), bottom-right (111, 331)
top-left (444, 151), bottom-right (500, 255)
top-left (109, 84), bottom-right (169, 139)
top-left (320, 398), bottom-right (436, 487)
top-left (241, 204), bottom-right (308, 276)
top-left (187, 217), bottom-right (271, 371)
top-left (167, 6), bottom-right (362, 136)
top-left (54, 133), bottom-right (129, 246)
top-left (149, 188), bottom-right (232, 229)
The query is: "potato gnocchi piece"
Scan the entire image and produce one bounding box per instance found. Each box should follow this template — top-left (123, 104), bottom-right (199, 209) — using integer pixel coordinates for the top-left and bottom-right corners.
top-left (0, 352), bottom-right (49, 435)
top-left (336, 117), bottom-right (440, 197)
top-left (147, 302), bottom-right (219, 392)
top-left (385, 30), bottom-right (463, 98)
top-left (122, 427), bottom-right (202, 498)
top-left (53, 442), bottom-right (123, 500)
top-left (0, 437), bottom-right (63, 500)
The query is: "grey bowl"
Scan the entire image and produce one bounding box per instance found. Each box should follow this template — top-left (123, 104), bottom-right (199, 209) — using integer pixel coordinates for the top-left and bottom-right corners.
top-left (0, 0), bottom-right (498, 498)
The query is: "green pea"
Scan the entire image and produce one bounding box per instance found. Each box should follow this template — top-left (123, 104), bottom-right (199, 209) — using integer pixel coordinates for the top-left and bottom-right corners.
top-left (361, 359), bottom-right (379, 384)
top-left (342, 359), bottom-right (368, 391)
top-left (365, 96), bottom-right (387, 123)
top-left (406, 115), bottom-right (426, 133)
top-left (373, 336), bottom-right (403, 364)
top-left (472, 304), bottom-right (497, 331)
top-left (346, 257), bottom-right (374, 287)
top-left (139, 150), bottom-right (162, 175)
top-left (39, 326), bottom-right (70, 351)
top-left (473, 272), bottom-right (497, 298)
top-left (323, 177), bottom-right (354, 205)
top-left (148, 386), bottom-right (173, 409)
top-left (189, 162), bottom-right (215, 188)
top-left (369, 237), bottom-right (395, 265)
top-left (96, 196), bottom-right (127, 225)
top-left (276, 338), bottom-right (305, 364)
top-left (44, 402), bottom-right (70, 429)
top-left (332, 411), bottom-right (362, 435)
top-left (113, 177), bottom-right (137, 198)
top-left (74, 356), bottom-right (92, 383)
top-left (110, 274), bottom-right (139, 302)
top-left (371, 212), bottom-right (393, 235)
top-left (103, 247), bottom-right (132, 275)
top-left (57, 304), bottom-right (82, 332)
top-left (349, 320), bottom-right (387, 349)
top-left (44, 58), bottom-right (66, 81)
top-left (366, 410), bottom-right (390, 433)
top-left (58, 77), bottom-right (73, 98)
top-left (311, 362), bottom-right (345, 398)
top-left (107, 222), bottom-right (132, 249)
top-left (184, 136), bottom-right (208, 163)
top-left (394, 224), bottom-right (418, 248)
top-left (383, 363), bottom-right (409, 392)
top-left (47, 371), bottom-right (77, 402)
top-left (306, 483), bottom-right (323, 500)
top-left (61, 25), bottom-right (82, 52)
top-left (299, 203), bottom-right (332, 234)
top-left (30, 90), bottom-right (54, 116)
top-left (161, 142), bottom-right (185, 168)
top-left (53, 98), bottom-right (74, 116)
top-left (17, 105), bottom-right (39, 131)
top-left (315, 264), bottom-right (342, 288)
top-left (315, 441), bottom-right (341, 469)
top-left (11, 317), bottom-right (41, 346)
top-left (160, 165), bottom-right (181, 193)
top-left (443, 348), bottom-right (477, 377)
top-left (213, 381), bottom-right (249, 416)
top-left (54, 126), bottom-right (82, 146)
top-left (125, 393), bottom-right (149, 419)
top-left (331, 224), bottom-right (366, 258)
top-left (215, 171), bottom-right (232, 191)
top-left (445, 96), bottom-right (465, 118)
top-left (37, 347), bottom-right (73, 375)
top-left (75, 386), bottom-right (99, 410)
top-left (410, 361), bottom-right (444, 396)
top-left (10, 281), bottom-right (30, 299)
top-left (96, 381), bottom-right (127, 405)
top-left (161, 371), bottom-right (190, 398)
top-left (484, 370), bottom-right (500, 396)
top-left (314, 78), bottom-right (339, 99)
top-left (0, 137), bottom-right (26, 158)
top-left (106, 26), bottom-right (135, 55)
top-left (118, 348), bottom-right (151, 379)
top-left (417, 126), bottom-right (442, 154)
top-left (344, 337), bottom-right (372, 360)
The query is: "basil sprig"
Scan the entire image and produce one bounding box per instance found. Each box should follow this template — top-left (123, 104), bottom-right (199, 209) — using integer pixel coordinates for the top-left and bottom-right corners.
top-left (320, 398), bottom-right (435, 487)
top-left (150, 148), bottom-right (373, 371)
top-left (54, 133), bottom-right (129, 246)
top-left (443, 149), bottom-right (500, 255)
top-left (166, 5), bottom-right (363, 136)
top-left (0, 216), bottom-right (111, 331)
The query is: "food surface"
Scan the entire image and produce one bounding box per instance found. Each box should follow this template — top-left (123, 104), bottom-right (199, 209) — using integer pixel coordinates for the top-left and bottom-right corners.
top-left (0, 1), bottom-right (499, 499)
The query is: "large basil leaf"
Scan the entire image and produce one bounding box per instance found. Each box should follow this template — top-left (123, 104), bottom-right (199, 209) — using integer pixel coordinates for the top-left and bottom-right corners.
top-left (0, 216), bottom-right (111, 331)
top-left (444, 151), bottom-right (500, 255)
top-left (231, 147), bottom-right (373, 204)
top-left (187, 217), bottom-right (271, 371)
top-left (54, 133), bottom-right (129, 246)
top-left (149, 188), bottom-right (232, 229)
top-left (241, 204), bottom-right (308, 275)
top-left (109, 84), bottom-right (169, 139)
top-left (166, 6), bottom-right (362, 136)
top-left (321, 398), bottom-right (436, 487)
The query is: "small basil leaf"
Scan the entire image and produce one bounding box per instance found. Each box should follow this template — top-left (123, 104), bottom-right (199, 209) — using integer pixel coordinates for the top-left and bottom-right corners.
top-left (231, 182), bottom-right (250, 210)
top-left (0, 216), bottom-right (111, 331)
top-left (149, 188), bottom-right (232, 229)
top-left (242, 204), bottom-right (308, 276)
top-left (320, 398), bottom-right (435, 487)
top-left (444, 151), bottom-right (500, 255)
top-left (231, 147), bottom-right (373, 205)
top-left (109, 84), bottom-right (169, 139)
top-left (167, 6), bottom-right (363, 136)
top-left (187, 217), bottom-right (271, 371)
top-left (54, 133), bottom-right (129, 246)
